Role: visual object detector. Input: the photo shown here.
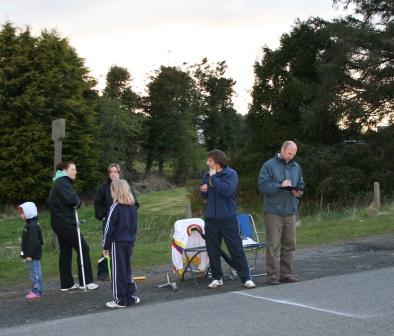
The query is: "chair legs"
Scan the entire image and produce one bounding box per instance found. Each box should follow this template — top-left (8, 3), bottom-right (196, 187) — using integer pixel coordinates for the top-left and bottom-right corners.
top-left (183, 249), bottom-right (207, 286)
top-left (248, 248), bottom-right (266, 277)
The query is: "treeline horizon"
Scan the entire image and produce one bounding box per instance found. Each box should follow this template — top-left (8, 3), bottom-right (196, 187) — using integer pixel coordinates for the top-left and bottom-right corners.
top-left (0, 0), bottom-right (393, 208)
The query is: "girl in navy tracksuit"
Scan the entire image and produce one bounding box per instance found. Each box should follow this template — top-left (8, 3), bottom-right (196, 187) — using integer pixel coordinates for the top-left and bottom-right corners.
top-left (103, 179), bottom-right (139, 308)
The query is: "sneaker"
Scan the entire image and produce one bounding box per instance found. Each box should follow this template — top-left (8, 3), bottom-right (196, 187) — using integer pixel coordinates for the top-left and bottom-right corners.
top-left (280, 275), bottom-right (299, 283)
top-left (25, 291), bottom-right (41, 300)
top-left (79, 283), bottom-right (99, 290)
top-left (244, 280), bottom-right (256, 288)
top-left (266, 276), bottom-right (279, 286)
top-left (106, 300), bottom-right (126, 308)
top-left (60, 284), bottom-right (79, 291)
top-left (208, 279), bottom-right (224, 288)
top-left (133, 296), bottom-right (141, 305)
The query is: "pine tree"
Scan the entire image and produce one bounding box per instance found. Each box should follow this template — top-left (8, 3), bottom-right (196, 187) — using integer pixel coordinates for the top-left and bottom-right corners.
top-left (0, 23), bottom-right (101, 204)
top-left (99, 65), bottom-right (142, 177)
top-left (193, 58), bottom-right (242, 154)
top-left (143, 66), bottom-right (199, 181)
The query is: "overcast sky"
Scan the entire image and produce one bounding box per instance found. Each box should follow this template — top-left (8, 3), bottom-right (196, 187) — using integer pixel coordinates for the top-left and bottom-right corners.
top-left (2, 0), bottom-right (350, 114)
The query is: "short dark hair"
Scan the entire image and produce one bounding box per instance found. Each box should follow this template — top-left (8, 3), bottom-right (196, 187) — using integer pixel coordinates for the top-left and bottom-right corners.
top-left (207, 149), bottom-right (229, 167)
top-left (56, 161), bottom-right (75, 170)
top-left (55, 162), bottom-right (64, 171)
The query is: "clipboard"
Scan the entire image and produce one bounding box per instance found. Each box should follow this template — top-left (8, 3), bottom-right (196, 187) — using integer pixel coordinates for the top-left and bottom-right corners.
top-left (279, 186), bottom-right (304, 192)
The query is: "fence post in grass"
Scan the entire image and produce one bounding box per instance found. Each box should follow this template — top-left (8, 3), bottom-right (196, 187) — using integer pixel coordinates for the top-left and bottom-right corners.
top-left (185, 199), bottom-right (192, 218)
top-left (372, 181), bottom-right (381, 212)
top-left (51, 118), bottom-right (66, 250)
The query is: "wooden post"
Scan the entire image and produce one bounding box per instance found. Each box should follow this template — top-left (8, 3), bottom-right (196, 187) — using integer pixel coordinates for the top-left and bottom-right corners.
top-left (373, 181), bottom-right (381, 211)
top-left (185, 199), bottom-right (192, 218)
top-left (52, 119), bottom-right (66, 172)
top-left (51, 119), bottom-right (66, 249)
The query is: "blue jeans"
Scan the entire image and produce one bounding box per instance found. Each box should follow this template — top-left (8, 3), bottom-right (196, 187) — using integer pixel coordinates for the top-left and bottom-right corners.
top-left (27, 259), bottom-right (43, 295)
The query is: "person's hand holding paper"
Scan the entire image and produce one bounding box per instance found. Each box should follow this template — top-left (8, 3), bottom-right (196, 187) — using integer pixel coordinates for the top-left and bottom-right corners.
top-left (280, 179), bottom-right (303, 197)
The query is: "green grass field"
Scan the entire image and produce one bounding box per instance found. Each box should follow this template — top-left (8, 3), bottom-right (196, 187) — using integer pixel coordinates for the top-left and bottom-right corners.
top-left (1, 187), bottom-right (394, 287)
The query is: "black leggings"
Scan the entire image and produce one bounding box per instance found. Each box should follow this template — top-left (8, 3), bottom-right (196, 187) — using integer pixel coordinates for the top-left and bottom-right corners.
top-left (53, 226), bottom-right (94, 289)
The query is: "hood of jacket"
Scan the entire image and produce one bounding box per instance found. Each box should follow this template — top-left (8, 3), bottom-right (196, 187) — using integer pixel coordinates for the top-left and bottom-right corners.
top-left (53, 170), bottom-right (68, 181)
top-left (18, 202), bottom-right (38, 219)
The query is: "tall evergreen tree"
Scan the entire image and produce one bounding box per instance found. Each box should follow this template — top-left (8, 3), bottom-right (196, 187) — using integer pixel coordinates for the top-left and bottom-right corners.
top-left (330, 0), bottom-right (394, 129)
top-left (248, 19), bottom-right (345, 157)
top-left (99, 65), bottom-right (142, 177)
top-left (193, 58), bottom-right (242, 154)
top-left (241, 0), bottom-right (393, 201)
top-left (0, 23), bottom-right (100, 204)
top-left (143, 66), bottom-right (199, 181)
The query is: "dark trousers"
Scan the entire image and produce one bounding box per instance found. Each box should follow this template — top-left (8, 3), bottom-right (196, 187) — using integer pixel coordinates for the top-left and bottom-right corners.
top-left (53, 226), bottom-right (94, 289)
top-left (97, 219), bottom-right (109, 278)
top-left (111, 241), bottom-right (137, 306)
top-left (205, 217), bottom-right (251, 283)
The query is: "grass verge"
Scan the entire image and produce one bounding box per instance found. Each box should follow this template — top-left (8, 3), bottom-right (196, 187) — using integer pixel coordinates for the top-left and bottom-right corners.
top-left (1, 188), bottom-right (394, 287)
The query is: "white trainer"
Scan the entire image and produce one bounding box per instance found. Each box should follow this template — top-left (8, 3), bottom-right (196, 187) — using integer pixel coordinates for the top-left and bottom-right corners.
top-left (80, 283), bottom-right (99, 290)
top-left (60, 284), bottom-right (79, 291)
top-left (87, 283), bottom-right (99, 290)
top-left (133, 296), bottom-right (141, 305)
top-left (208, 279), bottom-right (224, 288)
top-left (106, 300), bottom-right (126, 308)
top-left (244, 280), bottom-right (256, 288)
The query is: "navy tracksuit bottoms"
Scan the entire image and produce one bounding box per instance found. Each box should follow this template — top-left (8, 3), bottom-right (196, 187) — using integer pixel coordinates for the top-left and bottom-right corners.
top-left (110, 241), bottom-right (137, 306)
top-left (205, 217), bottom-right (252, 283)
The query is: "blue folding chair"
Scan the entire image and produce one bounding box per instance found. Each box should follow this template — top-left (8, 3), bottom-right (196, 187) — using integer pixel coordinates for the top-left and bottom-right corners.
top-left (237, 213), bottom-right (266, 277)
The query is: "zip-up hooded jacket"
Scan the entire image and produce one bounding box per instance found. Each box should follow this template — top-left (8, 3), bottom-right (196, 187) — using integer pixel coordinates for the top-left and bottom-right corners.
top-left (258, 154), bottom-right (305, 215)
top-left (49, 170), bottom-right (81, 229)
top-left (200, 166), bottom-right (238, 220)
top-left (94, 179), bottom-right (113, 221)
top-left (19, 202), bottom-right (43, 260)
top-left (94, 179), bottom-right (140, 221)
top-left (103, 203), bottom-right (137, 250)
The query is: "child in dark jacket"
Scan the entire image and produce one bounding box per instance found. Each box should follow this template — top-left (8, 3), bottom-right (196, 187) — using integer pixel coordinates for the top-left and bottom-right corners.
top-left (103, 179), bottom-right (139, 308)
top-left (18, 202), bottom-right (44, 300)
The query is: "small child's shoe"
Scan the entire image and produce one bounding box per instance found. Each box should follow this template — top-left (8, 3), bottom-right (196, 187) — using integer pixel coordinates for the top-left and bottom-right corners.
top-left (25, 291), bottom-right (41, 300)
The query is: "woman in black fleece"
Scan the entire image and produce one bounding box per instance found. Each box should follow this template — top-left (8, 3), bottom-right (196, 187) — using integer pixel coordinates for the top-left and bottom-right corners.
top-left (49, 161), bottom-right (98, 291)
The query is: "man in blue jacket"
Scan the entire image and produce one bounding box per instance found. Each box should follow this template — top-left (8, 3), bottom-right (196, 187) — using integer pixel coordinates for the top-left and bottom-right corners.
top-left (258, 141), bottom-right (305, 285)
top-left (200, 149), bottom-right (256, 289)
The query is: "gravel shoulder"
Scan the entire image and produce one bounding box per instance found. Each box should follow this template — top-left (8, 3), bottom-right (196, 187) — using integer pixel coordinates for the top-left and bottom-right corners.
top-left (1, 234), bottom-right (394, 329)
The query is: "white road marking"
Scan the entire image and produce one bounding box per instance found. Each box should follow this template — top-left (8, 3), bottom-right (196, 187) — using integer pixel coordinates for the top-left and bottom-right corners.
top-left (233, 291), bottom-right (369, 319)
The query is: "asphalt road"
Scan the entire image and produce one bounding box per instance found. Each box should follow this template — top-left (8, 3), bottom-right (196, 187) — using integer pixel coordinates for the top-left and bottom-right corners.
top-left (2, 266), bottom-right (394, 336)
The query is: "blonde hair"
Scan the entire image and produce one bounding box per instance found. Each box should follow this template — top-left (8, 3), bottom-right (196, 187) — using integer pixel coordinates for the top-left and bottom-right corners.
top-left (111, 179), bottom-right (135, 205)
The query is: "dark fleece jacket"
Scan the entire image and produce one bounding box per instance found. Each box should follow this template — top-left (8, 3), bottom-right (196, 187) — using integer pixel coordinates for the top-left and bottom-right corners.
top-left (49, 175), bottom-right (80, 229)
top-left (21, 217), bottom-right (43, 260)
